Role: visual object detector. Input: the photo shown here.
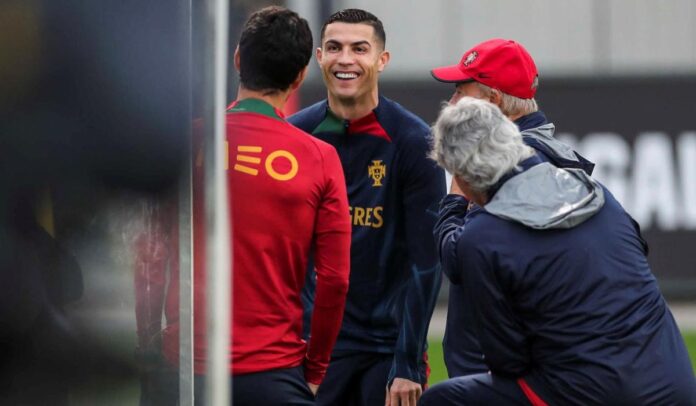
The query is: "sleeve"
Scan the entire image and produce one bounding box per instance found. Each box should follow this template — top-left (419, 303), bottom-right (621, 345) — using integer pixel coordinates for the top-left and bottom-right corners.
top-left (389, 131), bottom-right (447, 385)
top-left (459, 234), bottom-right (531, 377)
top-left (303, 145), bottom-right (351, 385)
top-left (433, 194), bottom-right (470, 284)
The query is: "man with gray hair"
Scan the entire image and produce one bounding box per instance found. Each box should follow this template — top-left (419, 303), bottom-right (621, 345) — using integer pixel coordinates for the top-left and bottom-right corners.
top-left (420, 97), bottom-right (696, 405)
top-left (430, 37), bottom-right (595, 378)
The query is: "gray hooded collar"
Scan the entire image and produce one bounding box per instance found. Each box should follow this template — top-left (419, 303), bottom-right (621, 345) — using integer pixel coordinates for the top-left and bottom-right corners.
top-left (523, 124), bottom-right (577, 161)
top-left (522, 123), bottom-right (596, 175)
top-left (484, 162), bottom-right (605, 230)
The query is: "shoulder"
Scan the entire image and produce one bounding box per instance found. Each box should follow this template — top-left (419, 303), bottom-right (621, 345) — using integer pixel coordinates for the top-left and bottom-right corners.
top-left (286, 125), bottom-right (340, 169)
top-left (377, 96), bottom-right (430, 142)
top-left (457, 211), bottom-right (516, 251)
top-left (288, 100), bottom-right (327, 133)
top-left (307, 134), bottom-right (339, 158)
top-left (597, 185), bottom-right (633, 224)
top-left (282, 119), bottom-right (332, 152)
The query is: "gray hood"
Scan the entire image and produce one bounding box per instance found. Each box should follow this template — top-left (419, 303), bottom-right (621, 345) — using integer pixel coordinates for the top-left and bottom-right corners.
top-left (521, 123), bottom-right (596, 175)
top-left (523, 124), bottom-right (579, 163)
top-left (484, 162), bottom-right (605, 229)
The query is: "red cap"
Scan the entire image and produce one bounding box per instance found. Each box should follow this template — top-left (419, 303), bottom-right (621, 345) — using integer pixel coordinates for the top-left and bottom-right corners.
top-left (431, 38), bottom-right (538, 99)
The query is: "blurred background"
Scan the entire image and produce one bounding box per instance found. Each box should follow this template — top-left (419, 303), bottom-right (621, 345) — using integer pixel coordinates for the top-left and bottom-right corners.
top-left (1, 0), bottom-right (694, 404)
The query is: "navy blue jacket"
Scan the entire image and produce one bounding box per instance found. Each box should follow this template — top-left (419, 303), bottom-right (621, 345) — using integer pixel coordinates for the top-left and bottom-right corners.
top-left (436, 156), bottom-right (696, 404)
top-left (440, 111), bottom-right (598, 376)
top-left (289, 96), bottom-right (446, 383)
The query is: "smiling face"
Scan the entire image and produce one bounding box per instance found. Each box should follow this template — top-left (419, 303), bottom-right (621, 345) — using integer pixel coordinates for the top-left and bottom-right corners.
top-left (317, 22), bottom-right (389, 110)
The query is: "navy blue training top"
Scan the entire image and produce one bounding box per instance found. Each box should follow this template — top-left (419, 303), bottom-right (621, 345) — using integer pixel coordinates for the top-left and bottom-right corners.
top-left (289, 96), bottom-right (446, 383)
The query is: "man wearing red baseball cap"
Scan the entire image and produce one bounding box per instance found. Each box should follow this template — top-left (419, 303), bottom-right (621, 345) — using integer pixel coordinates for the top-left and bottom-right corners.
top-left (431, 38), bottom-right (593, 175)
top-left (428, 38), bottom-right (595, 400)
top-left (432, 38), bottom-right (539, 105)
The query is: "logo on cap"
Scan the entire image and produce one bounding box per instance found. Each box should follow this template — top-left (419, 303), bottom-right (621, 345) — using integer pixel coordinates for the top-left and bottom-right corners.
top-left (463, 51), bottom-right (478, 67)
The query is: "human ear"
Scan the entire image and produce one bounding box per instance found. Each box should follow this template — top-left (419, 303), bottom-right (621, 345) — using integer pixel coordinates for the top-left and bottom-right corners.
top-left (378, 50), bottom-right (390, 72)
top-left (291, 66), bottom-right (309, 91)
top-left (234, 46), bottom-right (241, 72)
top-left (489, 89), bottom-right (502, 107)
top-left (315, 47), bottom-right (323, 67)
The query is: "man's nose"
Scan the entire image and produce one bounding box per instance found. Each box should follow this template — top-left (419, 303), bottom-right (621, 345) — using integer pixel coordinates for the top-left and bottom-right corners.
top-left (337, 49), bottom-right (354, 64)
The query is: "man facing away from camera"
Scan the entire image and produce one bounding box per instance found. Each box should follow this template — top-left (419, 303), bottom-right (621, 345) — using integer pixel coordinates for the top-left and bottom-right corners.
top-left (289, 8), bottom-right (445, 406)
top-left (223, 6), bottom-right (351, 405)
top-left (429, 38), bottom-right (596, 378)
top-left (420, 96), bottom-right (696, 405)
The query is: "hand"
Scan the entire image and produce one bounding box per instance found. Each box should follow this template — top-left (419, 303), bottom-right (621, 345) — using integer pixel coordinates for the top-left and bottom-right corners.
top-left (385, 378), bottom-right (422, 406)
top-left (308, 382), bottom-right (319, 396)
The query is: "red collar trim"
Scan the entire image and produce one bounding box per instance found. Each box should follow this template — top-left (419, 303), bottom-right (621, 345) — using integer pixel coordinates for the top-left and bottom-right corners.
top-left (347, 112), bottom-right (391, 142)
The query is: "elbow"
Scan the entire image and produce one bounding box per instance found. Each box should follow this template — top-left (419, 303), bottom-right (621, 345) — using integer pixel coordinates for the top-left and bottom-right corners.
top-left (441, 261), bottom-right (462, 285)
top-left (314, 273), bottom-right (349, 308)
top-left (333, 276), bottom-right (349, 297)
top-left (319, 272), bottom-right (349, 297)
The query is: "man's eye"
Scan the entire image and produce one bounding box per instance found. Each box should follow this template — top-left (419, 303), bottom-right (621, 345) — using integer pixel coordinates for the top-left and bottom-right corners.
top-left (327, 45), bottom-right (339, 52)
top-left (355, 47), bottom-right (366, 53)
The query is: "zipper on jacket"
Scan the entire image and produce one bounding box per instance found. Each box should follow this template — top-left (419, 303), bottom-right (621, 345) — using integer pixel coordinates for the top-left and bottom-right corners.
top-left (342, 119), bottom-right (351, 183)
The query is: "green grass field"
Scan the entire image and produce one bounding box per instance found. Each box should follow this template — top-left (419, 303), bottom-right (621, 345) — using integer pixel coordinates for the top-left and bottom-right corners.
top-left (683, 331), bottom-right (696, 373)
top-left (68, 329), bottom-right (696, 403)
top-left (427, 330), bottom-right (696, 385)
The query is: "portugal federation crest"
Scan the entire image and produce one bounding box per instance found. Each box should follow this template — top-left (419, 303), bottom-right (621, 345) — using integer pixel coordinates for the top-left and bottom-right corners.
top-left (368, 160), bottom-right (386, 187)
top-left (463, 51), bottom-right (478, 66)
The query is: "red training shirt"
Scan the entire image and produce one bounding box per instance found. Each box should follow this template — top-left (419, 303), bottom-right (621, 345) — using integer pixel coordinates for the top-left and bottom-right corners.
top-left (227, 98), bottom-right (351, 385)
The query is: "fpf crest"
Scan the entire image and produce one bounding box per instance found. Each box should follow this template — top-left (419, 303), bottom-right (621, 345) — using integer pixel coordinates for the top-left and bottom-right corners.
top-left (463, 51), bottom-right (478, 66)
top-left (368, 160), bottom-right (386, 187)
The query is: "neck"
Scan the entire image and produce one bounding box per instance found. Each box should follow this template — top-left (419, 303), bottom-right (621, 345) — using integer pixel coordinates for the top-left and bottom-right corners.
top-left (455, 176), bottom-right (489, 206)
top-left (327, 90), bottom-right (379, 121)
top-left (470, 190), bottom-right (489, 206)
top-left (237, 86), bottom-right (290, 111)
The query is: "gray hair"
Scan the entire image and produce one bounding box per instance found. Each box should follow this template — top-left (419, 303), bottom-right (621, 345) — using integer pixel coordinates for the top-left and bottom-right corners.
top-left (476, 82), bottom-right (538, 118)
top-left (430, 97), bottom-right (535, 193)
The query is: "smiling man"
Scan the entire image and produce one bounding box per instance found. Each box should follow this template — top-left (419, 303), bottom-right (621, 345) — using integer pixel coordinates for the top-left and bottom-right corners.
top-left (289, 8), bottom-right (445, 406)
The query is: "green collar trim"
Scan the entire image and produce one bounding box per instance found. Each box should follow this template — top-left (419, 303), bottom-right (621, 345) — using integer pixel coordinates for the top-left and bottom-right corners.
top-left (313, 107), bottom-right (345, 134)
top-left (228, 98), bottom-right (284, 122)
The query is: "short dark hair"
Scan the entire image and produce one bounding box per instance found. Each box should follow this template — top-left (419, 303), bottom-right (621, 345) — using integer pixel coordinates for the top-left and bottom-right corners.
top-left (238, 6), bottom-right (312, 92)
top-left (320, 9), bottom-right (386, 48)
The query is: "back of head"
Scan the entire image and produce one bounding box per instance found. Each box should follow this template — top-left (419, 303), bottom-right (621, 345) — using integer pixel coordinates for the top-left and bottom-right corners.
top-left (238, 6), bottom-right (312, 92)
top-left (430, 97), bottom-right (534, 193)
top-left (320, 8), bottom-right (386, 48)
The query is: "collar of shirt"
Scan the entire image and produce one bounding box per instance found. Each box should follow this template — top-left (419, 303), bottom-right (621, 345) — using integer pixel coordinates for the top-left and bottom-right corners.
top-left (514, 110), bottom-right (547, 132)
top-left (228, 98), bottom-right (285, 122)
